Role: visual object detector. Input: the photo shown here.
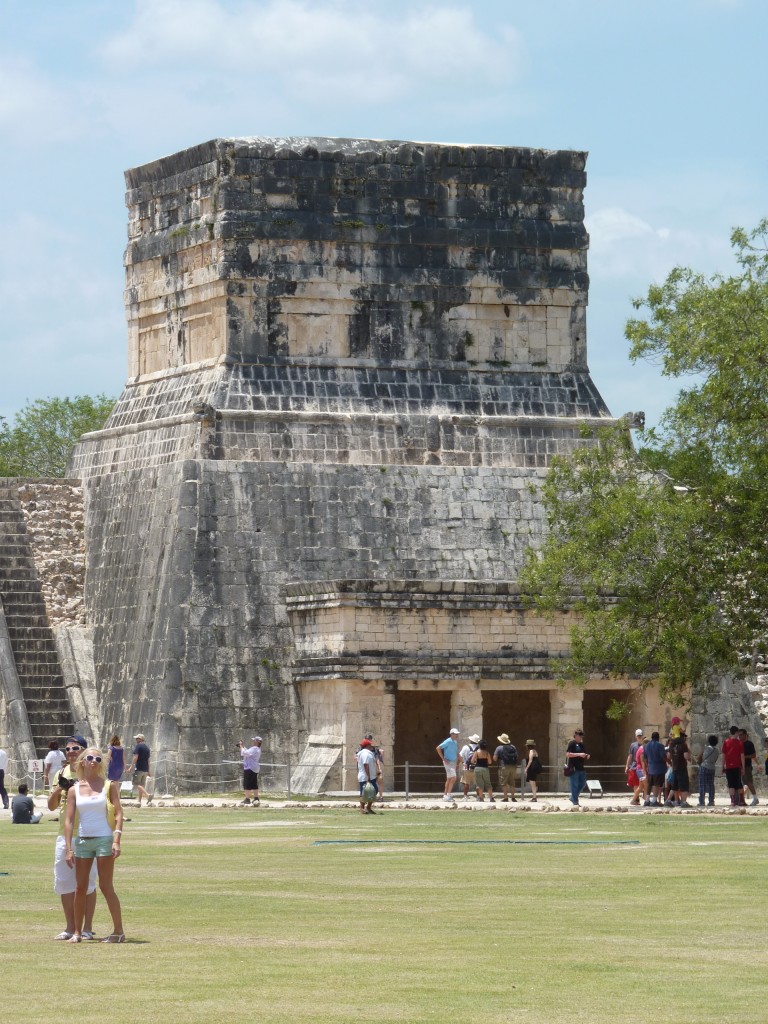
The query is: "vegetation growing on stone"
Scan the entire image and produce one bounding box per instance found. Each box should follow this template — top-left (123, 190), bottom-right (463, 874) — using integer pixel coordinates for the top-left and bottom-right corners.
top-left (520, 219), bottom-right (768, 704)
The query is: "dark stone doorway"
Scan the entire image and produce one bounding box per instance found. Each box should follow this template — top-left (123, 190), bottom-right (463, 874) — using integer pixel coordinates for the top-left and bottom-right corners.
top-left (393, 689), bottom-right (451, 792)
top-left (582, 689), bottom-right (635, 791)
top-left (481, 689), bottom-right (551, 767)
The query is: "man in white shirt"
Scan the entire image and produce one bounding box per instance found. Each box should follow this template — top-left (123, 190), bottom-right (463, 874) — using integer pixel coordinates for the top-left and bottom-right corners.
top-left (356, 739), bottom-right (378, 815)
top-left (43, 742), bottom-right (67, 787)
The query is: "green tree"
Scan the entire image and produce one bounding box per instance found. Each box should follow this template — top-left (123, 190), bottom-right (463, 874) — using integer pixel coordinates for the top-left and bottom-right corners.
top-left (520, 218), bottom-right (768, 703)
top-left (0, 394), bottom-right (115, 478)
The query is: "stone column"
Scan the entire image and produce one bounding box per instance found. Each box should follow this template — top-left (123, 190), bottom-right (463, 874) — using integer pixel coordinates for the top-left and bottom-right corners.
top-left (549, 684), bottom-right (584, 793)
top-left (453, 681), bottom-right (483, 744)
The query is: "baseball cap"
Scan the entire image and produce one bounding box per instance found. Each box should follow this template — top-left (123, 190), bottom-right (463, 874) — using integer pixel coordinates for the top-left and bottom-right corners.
top-left (252, 735), bottom-right (262, 743)
top-left (635, 729), bottom-right (643, 736)
top-left (66, 735), bottom-right (87, 748)
top-left (449, 728), bottom-right (459, 735)
top-left (134, 733), bottom-right (145, 741)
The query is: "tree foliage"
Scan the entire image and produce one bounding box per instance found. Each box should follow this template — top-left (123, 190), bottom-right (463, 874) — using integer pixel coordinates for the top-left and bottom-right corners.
top-left (0, 394), bottom-right (115, 478)
top-left (520, 219), bottom-right (768, 702)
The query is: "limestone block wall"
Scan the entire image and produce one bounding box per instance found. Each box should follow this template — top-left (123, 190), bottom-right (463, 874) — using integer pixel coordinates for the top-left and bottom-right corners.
top-left (124, 137), bottom-right (589, 378)
top-left (69, 136), bottom-right (619, 784)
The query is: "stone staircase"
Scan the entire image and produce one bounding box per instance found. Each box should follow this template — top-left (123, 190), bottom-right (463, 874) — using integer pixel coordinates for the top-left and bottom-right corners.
top-left (0, 487), bottom-right (73, 754)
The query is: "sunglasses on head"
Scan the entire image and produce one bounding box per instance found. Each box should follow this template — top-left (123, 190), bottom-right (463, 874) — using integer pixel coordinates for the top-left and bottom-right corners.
top-left (65, 746), bottom-right (82, 753)
top-left (84, 754), bottom-right (102, 764)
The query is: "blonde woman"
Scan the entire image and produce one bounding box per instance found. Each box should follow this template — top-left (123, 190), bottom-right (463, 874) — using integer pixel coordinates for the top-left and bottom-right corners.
top-left (64, 747), bottom-right (125, 943)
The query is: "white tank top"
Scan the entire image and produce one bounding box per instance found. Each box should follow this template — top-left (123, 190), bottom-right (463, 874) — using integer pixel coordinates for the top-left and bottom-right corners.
top-left (74, 783), bottom-right (112, 838)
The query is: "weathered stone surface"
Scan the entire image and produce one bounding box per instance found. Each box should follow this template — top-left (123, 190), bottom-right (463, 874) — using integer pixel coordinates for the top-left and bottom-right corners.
top-left (67, 136), bottom-right (660, 790)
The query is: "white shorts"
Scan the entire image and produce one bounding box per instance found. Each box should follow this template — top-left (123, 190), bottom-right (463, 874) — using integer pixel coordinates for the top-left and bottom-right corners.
top-left (53, 835), bottom-right (97, 896)
top-left (443, 763), bottom-right (457, 780)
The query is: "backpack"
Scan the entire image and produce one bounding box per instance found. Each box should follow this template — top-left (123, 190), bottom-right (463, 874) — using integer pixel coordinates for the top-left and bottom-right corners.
top-left (501, 743), bottom-right (518, 765)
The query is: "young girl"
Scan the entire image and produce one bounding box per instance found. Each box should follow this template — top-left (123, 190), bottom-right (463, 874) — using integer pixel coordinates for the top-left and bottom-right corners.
top-left (64, 747), bottom-right (125, 943)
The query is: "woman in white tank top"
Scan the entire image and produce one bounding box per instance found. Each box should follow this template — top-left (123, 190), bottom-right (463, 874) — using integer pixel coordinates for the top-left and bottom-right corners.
top-left (64, 746), bottom-right (125, 943)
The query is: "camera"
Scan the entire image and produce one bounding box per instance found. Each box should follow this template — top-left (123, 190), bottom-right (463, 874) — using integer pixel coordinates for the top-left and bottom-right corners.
top-left (57, 772), bottom-right (73, 791)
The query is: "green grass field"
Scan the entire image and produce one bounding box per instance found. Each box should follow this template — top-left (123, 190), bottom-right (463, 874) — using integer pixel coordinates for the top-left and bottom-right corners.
top-left (3, 807), bottom-right (768, 1023)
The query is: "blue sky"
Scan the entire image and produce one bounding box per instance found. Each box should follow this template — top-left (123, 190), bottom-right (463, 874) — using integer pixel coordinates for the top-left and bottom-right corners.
top-left (1, 0), bottom-right (765, 428)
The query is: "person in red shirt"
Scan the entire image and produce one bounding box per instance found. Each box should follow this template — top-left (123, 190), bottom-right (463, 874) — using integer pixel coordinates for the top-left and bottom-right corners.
top-left (721, 726), bottom-right (745, 806)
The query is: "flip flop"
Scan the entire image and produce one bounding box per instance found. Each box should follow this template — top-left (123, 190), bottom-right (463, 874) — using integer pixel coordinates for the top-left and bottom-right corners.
top-left (101, 934), bottom-right (126, 943)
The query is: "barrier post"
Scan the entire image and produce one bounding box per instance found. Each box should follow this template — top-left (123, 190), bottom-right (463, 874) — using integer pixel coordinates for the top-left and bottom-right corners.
top-left (286, 757), bottom-right (291, 800)
top-left (405, 761), bottom-right (409, 800)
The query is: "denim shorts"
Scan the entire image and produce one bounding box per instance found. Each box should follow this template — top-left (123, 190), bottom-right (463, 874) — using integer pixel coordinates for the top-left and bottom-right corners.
top-left (75, 835), bottom-right (114, 858)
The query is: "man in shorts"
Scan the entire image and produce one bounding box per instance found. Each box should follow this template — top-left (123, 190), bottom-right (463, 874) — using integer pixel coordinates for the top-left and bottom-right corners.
top-left (46, 735), bottom-right (97, 940)
top-left (458, 733), bottom-right (480, 800)
top-left (436, 728), bottom-right (460, 802)
top-left (493, 733), bottom-right (519, 802)
top-left (722, 726), bottom-right (745, 807)
top-left (643, 731), bottom-right (667, 806)
top-left (130, 733), bottom-right (153, 806)
top-left (238, 735), bottom-right (262, 805)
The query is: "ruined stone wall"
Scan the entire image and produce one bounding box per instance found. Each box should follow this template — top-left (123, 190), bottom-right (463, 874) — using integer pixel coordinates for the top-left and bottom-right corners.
top-left (70, 137), bottom-right (617, 784)
top-left (15, 481), bottom-right (86, 626)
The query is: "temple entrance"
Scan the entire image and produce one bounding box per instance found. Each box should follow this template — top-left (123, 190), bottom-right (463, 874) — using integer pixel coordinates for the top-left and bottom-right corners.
top-left (582, 689), bottom-right (635, 791)
top-left (481, 689), bottom-right (551, 766)
top-left (393, 690), bottom-right (451, 792)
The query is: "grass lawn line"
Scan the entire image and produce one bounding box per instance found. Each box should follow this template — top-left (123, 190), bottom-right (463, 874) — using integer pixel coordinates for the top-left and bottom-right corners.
top-left (2, 809), bottom-right (768, 1023)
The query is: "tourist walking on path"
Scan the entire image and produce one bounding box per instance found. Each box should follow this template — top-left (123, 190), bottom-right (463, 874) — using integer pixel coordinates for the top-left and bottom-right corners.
top-left (64, 746), bottom-right (125, 943)
top-left (47, 735), bottom-right (97, 940)
top-left (459, 734), bottom-right (480, 800)
top-left (238, 736), bottom-right (262, 805)
top-left (739, 729), bottom-right (759, 806)
top-left (697, 735), bottom-right (719, 807)
top-left (356, 738), bottom-right (378, 814)
top-left (43, 742), bottom-right (67, 787)
top-left (0, 745), bottom-right (9, 809)
top-left (524, 739), bottom-right (543, 801)
top-left (107, 734), bottom-right (125, 783)
top-left (436, 728), bottom-right (461, 801)
top-left (565, 729), bottom-right (589, 806)
top-left (493, 733), bottom-right (519, 802)
top-left (130, 733), bottom-right (153, 806)
top-left (472, 741), bottom-right (495, 802)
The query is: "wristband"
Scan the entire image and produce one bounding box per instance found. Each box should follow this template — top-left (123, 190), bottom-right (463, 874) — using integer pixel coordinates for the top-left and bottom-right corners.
top-left (114, 829), bottom-right (122, 834)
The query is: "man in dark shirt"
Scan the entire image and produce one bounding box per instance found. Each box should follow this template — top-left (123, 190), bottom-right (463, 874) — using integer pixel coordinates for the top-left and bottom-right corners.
top-left (130, 733), bottom-right (153, 806)
top-left (566, 729), bottom-right (590, 806)
top-left (12, 783), bottom-right (41, 824)
top-left (642, 731), bottom-right (667, 806)
top-left (668, 731), bottom-right (691, 807)
top-left (739, 729), bottom-right (759, 807)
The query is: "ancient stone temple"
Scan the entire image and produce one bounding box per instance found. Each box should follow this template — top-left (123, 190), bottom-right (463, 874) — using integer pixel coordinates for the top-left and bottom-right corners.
top-left (61, 136), bottom-right (673, 790)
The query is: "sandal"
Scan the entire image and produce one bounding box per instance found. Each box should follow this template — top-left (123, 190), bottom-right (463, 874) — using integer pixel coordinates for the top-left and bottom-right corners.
top-left (101, 933), bottom-right (126, 943)
top-left (67, 934), bottom-right (82, 943)
top-left (81, 931), bottom-right (97, 941)
top-left (54, 931), bottom-right (74, 941)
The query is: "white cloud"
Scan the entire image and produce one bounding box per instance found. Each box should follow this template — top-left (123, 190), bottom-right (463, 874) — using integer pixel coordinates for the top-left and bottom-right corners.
top-left (98, 0), bottom-right (525, 104)
top-left (586, 205), bottom-right (732, 284)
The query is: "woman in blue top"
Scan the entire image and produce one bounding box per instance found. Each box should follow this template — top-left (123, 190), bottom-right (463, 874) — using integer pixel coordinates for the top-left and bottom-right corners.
top-left (107, 734), bottom-right (125, 782)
